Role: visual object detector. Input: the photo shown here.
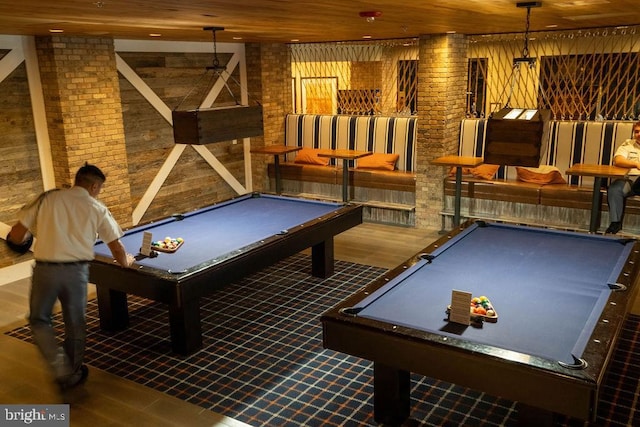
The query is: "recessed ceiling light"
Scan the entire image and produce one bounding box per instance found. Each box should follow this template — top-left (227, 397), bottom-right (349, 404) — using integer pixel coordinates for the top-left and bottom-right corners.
top-left (546, 24), bottom-right (558, 28)
top-left (232, 36), bottom-right (242, 40)
top-left (362, 35), bottom-right (372, 39)
top-left (291, 39), bottom-right (299, 42)
top-left (446, 31), bottom-right (456, 34)
top-left (49, 29), bottom-right (64, 33)
top-left (149, 33), bottom-right (162, 37)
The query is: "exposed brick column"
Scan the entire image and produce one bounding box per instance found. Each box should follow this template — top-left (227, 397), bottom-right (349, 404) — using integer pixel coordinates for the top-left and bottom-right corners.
top-left (246, 43), bottom-right (292, 192)
top-left (35, 36), bottom-right (132, 227)
top-left (415, 34), bottom-right (468, 229)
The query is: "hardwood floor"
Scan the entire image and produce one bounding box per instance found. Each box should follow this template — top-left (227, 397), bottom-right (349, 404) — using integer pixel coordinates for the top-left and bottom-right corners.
top-left (0, 222), bottom-right (441, 427)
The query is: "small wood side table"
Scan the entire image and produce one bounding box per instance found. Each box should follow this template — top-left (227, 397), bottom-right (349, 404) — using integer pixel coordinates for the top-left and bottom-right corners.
top-left (431, 156), bottom-right (484, 227)
top-left (317, 149), bottom-right (373, 202)
top-left (251, 145), bottom-right (302, 194)
top-left (565, 164), bottom-right (630, 233)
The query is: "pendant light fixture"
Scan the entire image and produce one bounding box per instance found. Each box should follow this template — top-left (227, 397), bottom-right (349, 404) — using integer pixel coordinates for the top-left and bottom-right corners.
top-left (172, 27), bottom-right (263, 145)
top-left (484, 1), bottom-right (550, 168)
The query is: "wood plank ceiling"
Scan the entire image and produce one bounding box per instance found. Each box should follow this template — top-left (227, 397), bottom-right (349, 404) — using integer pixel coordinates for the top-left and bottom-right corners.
top-left (0, 0), bottom-right (638, 43)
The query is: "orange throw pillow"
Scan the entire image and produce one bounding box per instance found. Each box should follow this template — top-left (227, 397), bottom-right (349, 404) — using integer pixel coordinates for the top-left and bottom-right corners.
top-left (516, 166), bottom-right (567, 184)
top-left (293, 148), bottom-right (330, 166)
top-left (449, 164), bottom-right (499, 180)
top-left (356, 153), bottom-right (400, 171)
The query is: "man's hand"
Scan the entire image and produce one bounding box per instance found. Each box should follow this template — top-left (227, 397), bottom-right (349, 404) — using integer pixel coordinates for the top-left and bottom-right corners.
top-left (6, 232), bottom-right (33, 254)
top-left (6, 223), bottom-right (33, 254)
top-left (125, 253), bottom-right (136, 267)
top-left (107, 239), bottom-right (135, 268)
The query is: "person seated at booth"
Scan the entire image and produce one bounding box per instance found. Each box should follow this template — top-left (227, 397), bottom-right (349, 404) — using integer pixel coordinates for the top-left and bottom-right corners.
top-left (606, 121), bottom-right (640, 234)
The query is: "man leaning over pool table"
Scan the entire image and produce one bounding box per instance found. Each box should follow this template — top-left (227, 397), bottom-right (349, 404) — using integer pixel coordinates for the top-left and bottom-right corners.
top-left (6, 162), bottom-right (135, 398)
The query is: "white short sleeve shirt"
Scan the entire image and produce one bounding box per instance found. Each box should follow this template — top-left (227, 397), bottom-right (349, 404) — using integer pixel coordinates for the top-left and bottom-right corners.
top-left (614, 139), bottom-right (640, 176)
top-left (18, 186), bottom-right (123, 262)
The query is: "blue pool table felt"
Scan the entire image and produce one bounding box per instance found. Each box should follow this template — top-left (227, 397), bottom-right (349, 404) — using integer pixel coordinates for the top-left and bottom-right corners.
top-left (94, 195), bottom-right (344, 273)
top-left (352, 223), bottom-right (633, 365)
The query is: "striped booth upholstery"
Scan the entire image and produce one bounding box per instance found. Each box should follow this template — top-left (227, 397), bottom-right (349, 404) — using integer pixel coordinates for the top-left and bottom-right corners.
top-left (459, 119), bottom-right (635, 187)
top-left (284, 114), bottom-right (417, 172)
top-left (449, 119), bottom-right (639, 232)
top-left (265, 114), bottom-right (418, 226)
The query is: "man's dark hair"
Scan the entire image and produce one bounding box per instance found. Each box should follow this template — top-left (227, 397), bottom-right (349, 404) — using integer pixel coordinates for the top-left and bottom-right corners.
top-left (75, 162), bottom-right (106, 186)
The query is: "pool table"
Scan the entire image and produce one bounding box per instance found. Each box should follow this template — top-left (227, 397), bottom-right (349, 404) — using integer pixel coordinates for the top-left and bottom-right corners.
top-left (321, 220), bottom-right (640, 426)
top-left (91, 193), bottom-right (362, 355)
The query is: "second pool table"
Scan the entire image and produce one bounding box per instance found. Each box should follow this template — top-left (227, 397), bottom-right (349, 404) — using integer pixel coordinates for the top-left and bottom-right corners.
top-left (322, 220), bottom-right (640, 426)
top-left (92, 193), bottom-right (362, 354)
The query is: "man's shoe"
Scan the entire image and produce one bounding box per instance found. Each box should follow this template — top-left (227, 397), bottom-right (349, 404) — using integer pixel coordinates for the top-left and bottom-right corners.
top-left (606, 222), bottom-right (622, 234)
top-left (57, 365), bottom-right (89, 392)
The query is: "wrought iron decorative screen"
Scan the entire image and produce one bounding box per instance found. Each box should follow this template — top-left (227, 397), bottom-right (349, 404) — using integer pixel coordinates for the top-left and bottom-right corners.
top-left (290, 39), bottom-right (419, 116)
top-left (468, 26), bottom-right (640, 120)
top-left (289, 26), bottom-right (640, 121)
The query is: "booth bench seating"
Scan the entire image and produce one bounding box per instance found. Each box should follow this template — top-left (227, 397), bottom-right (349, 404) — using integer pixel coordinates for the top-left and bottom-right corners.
top-left (444, 118), bottom-right (640, 233)
top-left (266, 114), bottom-right (417, 226)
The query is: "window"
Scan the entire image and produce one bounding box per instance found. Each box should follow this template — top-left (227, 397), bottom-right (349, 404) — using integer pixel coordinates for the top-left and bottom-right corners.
top-left (467, 58), bottom-right (487, 118)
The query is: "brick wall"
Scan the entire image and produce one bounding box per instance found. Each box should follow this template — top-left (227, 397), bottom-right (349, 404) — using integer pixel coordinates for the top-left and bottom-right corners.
top-left (415, 34), bottom-right (469, 229)
top-left (248, 43), bottom-right (291, 192)
top-left (36, 36), bottom-right (132, 226)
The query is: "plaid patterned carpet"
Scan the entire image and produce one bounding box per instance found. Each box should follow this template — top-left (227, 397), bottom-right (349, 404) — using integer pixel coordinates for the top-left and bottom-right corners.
top-left (7, 253), bottom-right (640, 426)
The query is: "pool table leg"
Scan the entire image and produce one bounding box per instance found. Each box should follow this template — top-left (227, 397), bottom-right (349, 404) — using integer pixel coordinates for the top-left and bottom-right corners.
top-left (96, 286), bottom-right (129, 331)
top-left (168, 297), bottom-right (202, 355)
top-left (373, 362), bottom-right (411, 426)
top-left (311, 238), bottom-right (334, 278)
